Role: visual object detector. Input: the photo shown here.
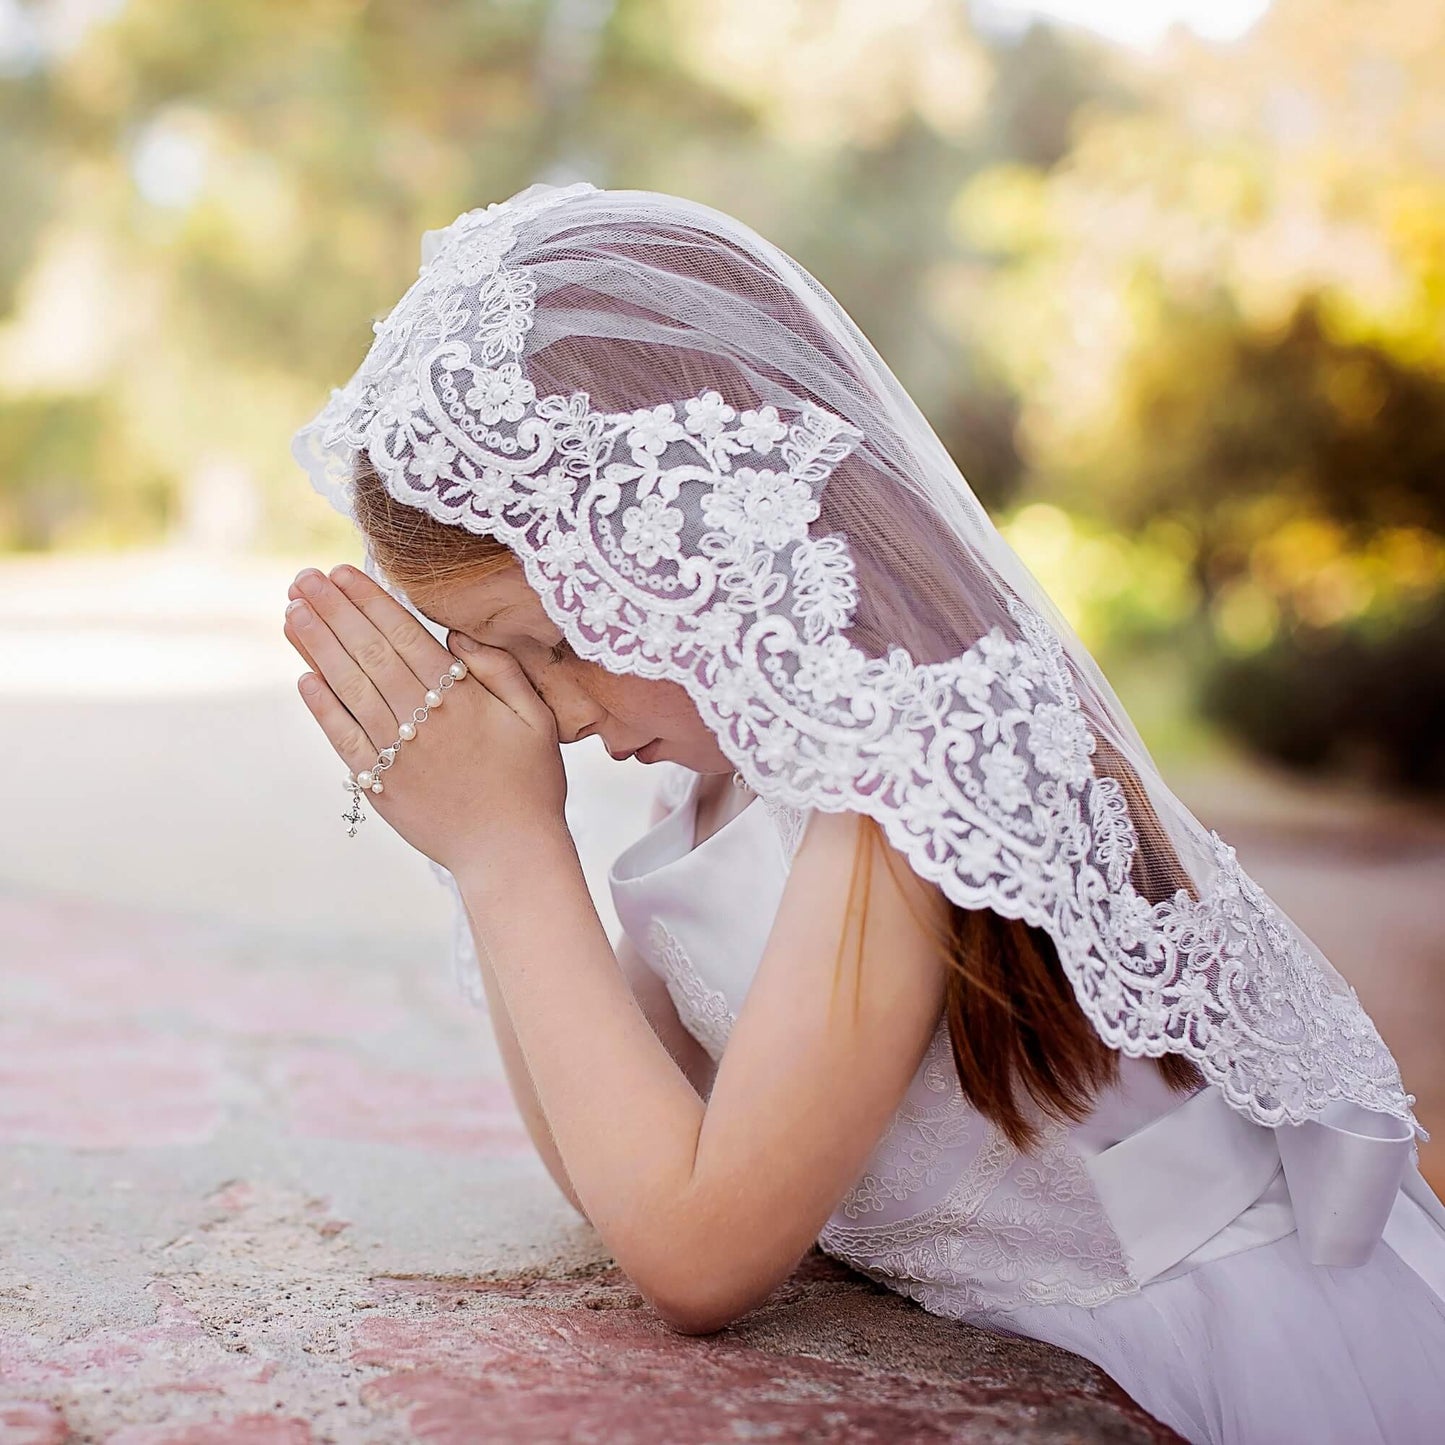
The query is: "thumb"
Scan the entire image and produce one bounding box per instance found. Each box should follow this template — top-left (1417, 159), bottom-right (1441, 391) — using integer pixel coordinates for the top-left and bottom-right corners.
top-left (449, 632), bottom-right (554, 726)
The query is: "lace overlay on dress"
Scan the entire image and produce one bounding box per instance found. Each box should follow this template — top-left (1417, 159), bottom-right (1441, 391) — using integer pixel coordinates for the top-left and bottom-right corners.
top-left (645, 918), bottom-right (734, 1063)
top-left (759, 793), bottom-right (810, 863)
top-left (816, 1016), bottom-right (1138, 1316)
top-left (640, 780), bottom-right (1139, 1317)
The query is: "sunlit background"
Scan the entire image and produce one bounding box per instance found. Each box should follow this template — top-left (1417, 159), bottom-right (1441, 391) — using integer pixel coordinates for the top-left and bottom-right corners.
top-left (2, 0), bottom-right (1443, 1172)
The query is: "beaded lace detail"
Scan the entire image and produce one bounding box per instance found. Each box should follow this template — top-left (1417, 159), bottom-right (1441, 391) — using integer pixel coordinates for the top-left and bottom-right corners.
top-left (815, 1017), bottom-right (1137, 1315)
top-left (298, 179), bottom-right (1420, 1141)
top-left (642, 789), bottom-right (1138, 1316)
top-left (645, 918), bottom-right (734, 1064)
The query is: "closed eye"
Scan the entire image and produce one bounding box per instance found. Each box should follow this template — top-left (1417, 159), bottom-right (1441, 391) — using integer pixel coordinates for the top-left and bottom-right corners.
top-left (547, 637), bottom-right (574, 665)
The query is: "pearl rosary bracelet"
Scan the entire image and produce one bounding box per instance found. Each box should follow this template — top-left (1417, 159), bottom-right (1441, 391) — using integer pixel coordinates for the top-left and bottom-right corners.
top-left (343, 656), bottom-right (470, 837)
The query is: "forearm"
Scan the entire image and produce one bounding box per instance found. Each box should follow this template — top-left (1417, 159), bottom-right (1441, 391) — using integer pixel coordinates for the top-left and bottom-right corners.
top-left (461, 893), bottom-right (589, 1219)
top-left (455, 825), bottom-right (714, 1313)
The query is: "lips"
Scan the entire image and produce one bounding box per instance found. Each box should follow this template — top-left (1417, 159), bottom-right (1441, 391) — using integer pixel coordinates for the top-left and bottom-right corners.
top-left (606, 738), bottom-right (660, 762)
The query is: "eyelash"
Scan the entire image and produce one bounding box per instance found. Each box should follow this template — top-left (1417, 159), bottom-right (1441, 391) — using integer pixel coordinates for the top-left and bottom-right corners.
top-left (547, 639), bottom-right (572, 664)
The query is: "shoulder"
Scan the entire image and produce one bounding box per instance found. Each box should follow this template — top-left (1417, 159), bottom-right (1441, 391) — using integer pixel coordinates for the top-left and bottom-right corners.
top-left (771, 805), bottom-right (954, 1007)
top-left (781, 805), bottom-right (952, 928)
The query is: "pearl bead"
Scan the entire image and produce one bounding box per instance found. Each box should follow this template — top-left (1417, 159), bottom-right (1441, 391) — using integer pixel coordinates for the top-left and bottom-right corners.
top-left (357, 770), bottom-right (373, 789)
top-left (370, 781), bottom-right (383, 794)
top-left (399, 721), bottom-right (416, 740)
top-left (449, 660), bottom-right (467, 680)
top-left (425, 689), bottom-right (442, 708)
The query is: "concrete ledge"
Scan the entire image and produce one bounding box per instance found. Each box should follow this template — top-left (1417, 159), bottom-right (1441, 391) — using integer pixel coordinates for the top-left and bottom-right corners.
top-left (0, 884), bottom-right (1180, 1442)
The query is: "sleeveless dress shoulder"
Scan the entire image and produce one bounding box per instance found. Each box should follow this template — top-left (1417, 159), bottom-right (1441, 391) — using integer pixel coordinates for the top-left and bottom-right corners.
top-left (607, 765), bottom-right (1445, 1445)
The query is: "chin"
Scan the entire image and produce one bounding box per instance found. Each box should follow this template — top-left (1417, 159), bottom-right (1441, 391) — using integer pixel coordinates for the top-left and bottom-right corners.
top-left (644, 739), bottom-right (727, 772)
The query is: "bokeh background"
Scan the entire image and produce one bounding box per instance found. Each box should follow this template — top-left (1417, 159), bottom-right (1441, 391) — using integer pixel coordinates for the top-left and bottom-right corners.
top-left (3, 4), bottom-right (1444, 1435)
top-left (3, 0), bottom-right (1443, 1186)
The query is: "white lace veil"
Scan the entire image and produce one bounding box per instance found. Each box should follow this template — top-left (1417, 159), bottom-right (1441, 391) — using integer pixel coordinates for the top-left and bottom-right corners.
top-left (291, 181), bottom-right (1422, 1167)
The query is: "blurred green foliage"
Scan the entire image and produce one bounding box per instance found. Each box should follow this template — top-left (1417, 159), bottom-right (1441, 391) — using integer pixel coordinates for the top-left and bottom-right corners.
top-left (0, 0), bottom-right (1441, 788)
top-left (1200, 591), bottom-right (1445, 794)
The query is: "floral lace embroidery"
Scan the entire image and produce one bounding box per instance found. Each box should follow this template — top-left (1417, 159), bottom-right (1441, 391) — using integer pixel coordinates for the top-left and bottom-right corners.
top-left (817, 1017), bottom-right (1138, 1316)
top-left (645, 919), bottom-right (734, 1063)
top-left (433, 864), bottom-right (487, 1012)
top-left (759, 796), bottom-right (809, 865)
top-left (645, 903), bottom-right (1135, 1316)
top-left (301, 180), bottom-right (1419, 1141)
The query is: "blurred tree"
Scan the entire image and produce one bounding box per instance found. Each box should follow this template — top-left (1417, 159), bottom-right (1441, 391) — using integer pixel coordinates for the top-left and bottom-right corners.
top-left (1068, 295), bottom-right (1445, 602)
top-left (959, 0), bottom-right (1445, 789)
top-left (1200, 592), bottom-right (1445, 794)
top-left (981, 19), bottom-right (1130, 171)
top-left (0, 0), bottom-right (1120, 554)
top-left (6, 0), bottom-right (1437, 788)
top-left (0, 65), bottom-right (56, 317)
top-left (0, 392), bottom-right (169, 550)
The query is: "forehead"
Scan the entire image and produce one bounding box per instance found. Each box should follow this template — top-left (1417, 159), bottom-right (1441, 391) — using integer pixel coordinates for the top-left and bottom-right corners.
top-left (409, 565), bottom-right (556, 640)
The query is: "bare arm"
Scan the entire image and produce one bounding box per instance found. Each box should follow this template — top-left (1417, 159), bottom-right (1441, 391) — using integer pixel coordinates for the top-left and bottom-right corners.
top-left (456, 803), bottom-right (952, 1336)
top-left (465, 784), bottom-right (716, 1221)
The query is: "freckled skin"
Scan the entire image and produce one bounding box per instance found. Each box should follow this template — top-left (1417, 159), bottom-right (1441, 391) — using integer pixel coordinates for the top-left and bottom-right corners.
top-left (410, 563), bottom-right (736, 776)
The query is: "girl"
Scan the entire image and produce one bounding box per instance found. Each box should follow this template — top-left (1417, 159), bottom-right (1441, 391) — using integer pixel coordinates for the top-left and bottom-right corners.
top-left (285, 181), bottom-right (1445, 1443)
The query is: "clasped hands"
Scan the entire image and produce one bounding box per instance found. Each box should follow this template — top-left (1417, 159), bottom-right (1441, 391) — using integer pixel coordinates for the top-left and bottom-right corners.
top-left (282, 563), bottom-right (569, 874)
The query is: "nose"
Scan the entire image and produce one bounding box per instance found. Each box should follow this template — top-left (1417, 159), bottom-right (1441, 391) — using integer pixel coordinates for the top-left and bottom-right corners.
top-left (526, 658), bottom-right (607, 747)
top-left (549, 694), bottom-right (606, 748)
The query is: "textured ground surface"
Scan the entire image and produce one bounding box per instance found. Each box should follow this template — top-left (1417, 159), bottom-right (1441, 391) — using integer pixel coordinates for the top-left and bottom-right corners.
top-left (0, 887), bottom-right (1184, 1444)
top-left (3, 548), bottom-right (1443, 1442)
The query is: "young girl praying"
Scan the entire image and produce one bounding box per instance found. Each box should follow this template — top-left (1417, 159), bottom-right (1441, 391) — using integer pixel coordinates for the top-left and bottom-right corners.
top-left (285, 181), bottom-right (1445, 1444)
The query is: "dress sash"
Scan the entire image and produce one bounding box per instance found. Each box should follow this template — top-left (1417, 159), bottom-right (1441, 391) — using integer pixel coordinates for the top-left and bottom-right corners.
top-left (1087, 1083), bottom-right (1419, 1283)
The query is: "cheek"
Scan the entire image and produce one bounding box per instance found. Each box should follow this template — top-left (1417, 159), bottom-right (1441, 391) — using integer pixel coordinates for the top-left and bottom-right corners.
top-left (589, 670), bottom-right (707, 737)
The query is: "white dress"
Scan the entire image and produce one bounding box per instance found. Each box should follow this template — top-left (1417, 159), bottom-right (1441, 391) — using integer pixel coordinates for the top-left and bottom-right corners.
top-left (608, 763), bottom-right (1445, 1445)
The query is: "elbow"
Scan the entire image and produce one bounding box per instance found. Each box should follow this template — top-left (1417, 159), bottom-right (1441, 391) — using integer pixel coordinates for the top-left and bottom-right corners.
top-left (545, 1166), bottom-right (593, 1227)
top-left (628, 1238), bottom-right (789, 1337)
top-left (606, 1199), bottom-right (806, 1336)
top-left (646, 1285), bottom-right (751, 1337)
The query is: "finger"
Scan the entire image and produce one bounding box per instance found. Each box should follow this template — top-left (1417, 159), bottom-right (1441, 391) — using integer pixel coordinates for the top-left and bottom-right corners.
top-left (285, 587), bottom-right (399, 753)
top-left (448, 636), bottom-right (556, 733)
top-left (326, 563), bottom-right (462, 704)
top-left (295, 668), bottom-right (380, 781)
top-left (292, 567), bottom-right (446, 738)
top-left (284, 585), bottom-right (322, 675)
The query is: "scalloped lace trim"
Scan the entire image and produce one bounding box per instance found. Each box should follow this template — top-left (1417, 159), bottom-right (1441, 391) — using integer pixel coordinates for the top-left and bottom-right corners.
top-left (301, 179), bottom-right (1420, 1141)
top-left (817, 1017), bottom-right (1138, 1315)
top-left (642, 915), bottom-right (1137, 1314)
top-left (645, 919), bottom-right (733, 1063)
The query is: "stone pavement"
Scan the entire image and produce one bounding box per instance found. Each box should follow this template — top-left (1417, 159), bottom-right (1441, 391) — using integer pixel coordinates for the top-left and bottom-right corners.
top-left (0, 886), bottom-right (1180, 1443)
top-left (3, 546), bottom-right (1442, 1442)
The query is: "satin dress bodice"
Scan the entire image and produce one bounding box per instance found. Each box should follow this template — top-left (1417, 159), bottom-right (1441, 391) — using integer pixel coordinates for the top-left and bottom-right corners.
top-left (604, 764), bottom-right (1445, 1445)
top-left (604, 763), bottom-right (1340, 1318)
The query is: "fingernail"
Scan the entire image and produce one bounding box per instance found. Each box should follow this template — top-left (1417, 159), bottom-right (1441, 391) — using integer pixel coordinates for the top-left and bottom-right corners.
top-left (287, 599), bottom-right (311, 621)
top-left (455, 634), bottom-right (480, 651)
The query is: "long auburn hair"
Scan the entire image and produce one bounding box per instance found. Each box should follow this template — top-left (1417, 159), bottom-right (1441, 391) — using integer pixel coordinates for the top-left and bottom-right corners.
top-left (350, 455), bottom-right (1201, 1151)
